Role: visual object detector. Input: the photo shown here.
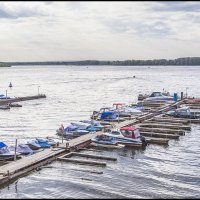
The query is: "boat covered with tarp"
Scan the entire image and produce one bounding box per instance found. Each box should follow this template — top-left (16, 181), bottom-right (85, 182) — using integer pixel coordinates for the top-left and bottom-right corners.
top-left (0, 141), bottom-right (20, 161)
top-left (9, 144), bottom-right (33, 155)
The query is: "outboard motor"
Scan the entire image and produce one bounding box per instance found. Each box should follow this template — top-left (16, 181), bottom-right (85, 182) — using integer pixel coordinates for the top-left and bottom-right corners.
top-left (141, 136), bottom-right (147, 146)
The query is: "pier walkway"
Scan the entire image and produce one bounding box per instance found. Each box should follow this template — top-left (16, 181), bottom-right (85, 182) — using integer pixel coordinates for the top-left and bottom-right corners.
top-left (0, 94), bottom-right (46, 105)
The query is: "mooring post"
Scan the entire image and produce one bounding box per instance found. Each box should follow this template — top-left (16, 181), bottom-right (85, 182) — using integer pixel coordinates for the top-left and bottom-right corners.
top-left (14, 139), bottom-right (17, 161)
top-left (62, 132), bottom-right (64, 143)
top-left (181, 92), bottom-right (183, 100)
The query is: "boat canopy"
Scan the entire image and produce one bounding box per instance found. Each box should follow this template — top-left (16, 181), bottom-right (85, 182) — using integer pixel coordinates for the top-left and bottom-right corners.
top-left (120, 126), bottom-right (138, 131)
top-left (0, 142), bottom-right (7, 149)
top-left (100, 111), bottom-right (119, 120)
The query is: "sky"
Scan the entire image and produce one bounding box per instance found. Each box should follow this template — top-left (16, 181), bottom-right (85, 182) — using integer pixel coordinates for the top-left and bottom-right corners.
top-left (0, 1), bottom-right (200, 62)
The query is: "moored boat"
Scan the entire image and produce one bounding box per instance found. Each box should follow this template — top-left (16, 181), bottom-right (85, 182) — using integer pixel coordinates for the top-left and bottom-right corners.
top-left (104, 128), bottom-right (144, 147)
top-left (9, 144), bottom-right (33, 155)
top-left (165, 106), bottom-right (200, 119)
top-left (27, 140), bottom-right (41, 150)
top-left (0, 141), bottom-right (21, 161)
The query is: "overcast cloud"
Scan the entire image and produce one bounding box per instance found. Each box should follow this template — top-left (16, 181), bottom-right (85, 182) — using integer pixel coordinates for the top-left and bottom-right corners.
top-left (0, 1), bottom-right (200, 61)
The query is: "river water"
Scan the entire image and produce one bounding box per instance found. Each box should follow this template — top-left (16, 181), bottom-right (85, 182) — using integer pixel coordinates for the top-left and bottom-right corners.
top-left (0, 65), bottom-right (200, 198)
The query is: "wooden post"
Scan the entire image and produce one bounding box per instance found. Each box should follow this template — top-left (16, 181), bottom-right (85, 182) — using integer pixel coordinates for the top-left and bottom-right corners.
top-left (6, 90), bottom-right (7, 99)
top-left (118, 111), bottom-right (119, 123)
top-left (181, 92), bottom-right (183, 100)
top-left (14, 139), bottom-right (17, 161)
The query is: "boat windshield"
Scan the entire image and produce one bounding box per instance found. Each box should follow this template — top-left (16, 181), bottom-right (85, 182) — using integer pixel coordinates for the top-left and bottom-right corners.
top-left (111, 131), bottom-right (121, 135)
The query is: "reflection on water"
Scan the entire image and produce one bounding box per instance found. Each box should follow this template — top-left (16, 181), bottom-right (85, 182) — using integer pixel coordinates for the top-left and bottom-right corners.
top-left (0, 65), bottom-right (200, 198)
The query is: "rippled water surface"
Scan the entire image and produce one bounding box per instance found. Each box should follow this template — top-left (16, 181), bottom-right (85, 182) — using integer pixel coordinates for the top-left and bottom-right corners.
top-left (0, 65), bottom-right (200, 198)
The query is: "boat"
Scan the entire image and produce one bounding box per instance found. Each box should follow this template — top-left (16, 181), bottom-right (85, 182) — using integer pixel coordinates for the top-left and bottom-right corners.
top-left (144, 92), bottom-right (174, 102)
top-left (0, 104), bottom-right (10, 110)
top-left (0, 94), bottom-right (11, 99)
top-left (27, 140), bottom-right (41, 150)
top-left (56, 124), bottom-right (89, 137)
top-left (71, 122), bottom-right (92, 130)
top-left (104, 128), bottom-right (144, 147)
top-left (112, 103), bottom-right (142, 117)
top-left (120, 126), bottom-right (147, 145)
top-left (79, 120), bottom-right (104, 131)
top-left (35, 138), bottom-right (51, 148)
top-left (9, 144), bottom-right (33, 155)
top-left (9, 103), bottom-right (22, 107)
top-left (165, 107), bottom-right (200, 119)
top-left (91, 107), bottom-right (112, 120)
top-left (98, 111), bottom-right (125, 122)
top-left (0, 141), bottom-right (21, 161)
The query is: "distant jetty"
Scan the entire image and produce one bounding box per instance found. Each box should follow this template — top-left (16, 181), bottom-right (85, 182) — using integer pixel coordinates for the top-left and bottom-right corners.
top-left (4, 57), bottom-right (200, 66)
top-left (0, 62), bottom-right (11, 67)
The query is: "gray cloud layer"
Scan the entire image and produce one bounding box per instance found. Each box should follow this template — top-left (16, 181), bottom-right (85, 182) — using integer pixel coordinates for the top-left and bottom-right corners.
top-left (0, 1), bottom-right (200, 61)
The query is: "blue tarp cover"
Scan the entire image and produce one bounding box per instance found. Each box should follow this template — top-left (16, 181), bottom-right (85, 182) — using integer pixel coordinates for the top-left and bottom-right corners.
top-left (0, 142), bottom-right (7, 148)
top-left (100, 111), bottom-right (118, 119)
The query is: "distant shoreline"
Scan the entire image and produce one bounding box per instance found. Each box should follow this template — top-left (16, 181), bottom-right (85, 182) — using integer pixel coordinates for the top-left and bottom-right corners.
top-left (2, 57), bottom-right (200, 66)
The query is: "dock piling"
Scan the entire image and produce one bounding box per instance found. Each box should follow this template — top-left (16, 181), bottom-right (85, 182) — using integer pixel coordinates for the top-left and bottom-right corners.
top-left (14, 139), bottom-right (18, 161)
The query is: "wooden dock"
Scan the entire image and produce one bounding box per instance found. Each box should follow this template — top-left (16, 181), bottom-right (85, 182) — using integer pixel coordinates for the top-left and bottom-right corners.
top-left (0, 94), bottom-right (46, 105)
top-left (0, 132), bottom-right (100, 186)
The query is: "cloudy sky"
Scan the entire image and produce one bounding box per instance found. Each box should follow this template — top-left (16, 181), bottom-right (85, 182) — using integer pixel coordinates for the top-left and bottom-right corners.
top-left (0, 1), bottom-right (200, 61)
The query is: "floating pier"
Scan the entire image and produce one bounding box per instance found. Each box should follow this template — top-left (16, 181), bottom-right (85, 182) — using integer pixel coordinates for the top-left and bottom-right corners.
top-left (0, 94), bottom-right (46, 106)
top-left (140, 131), bottom-right (180, 139)
top-left (0, 132), bottom-right (101, 186)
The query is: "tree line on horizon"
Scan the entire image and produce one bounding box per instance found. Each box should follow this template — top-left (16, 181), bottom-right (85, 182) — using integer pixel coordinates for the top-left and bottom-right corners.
top-left (2, 57), bottom-right (200, 66)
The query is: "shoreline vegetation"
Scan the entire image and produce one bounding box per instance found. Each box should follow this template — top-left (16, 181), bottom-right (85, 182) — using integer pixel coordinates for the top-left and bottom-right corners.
top-left (2, 57), bottom-right (200, 66)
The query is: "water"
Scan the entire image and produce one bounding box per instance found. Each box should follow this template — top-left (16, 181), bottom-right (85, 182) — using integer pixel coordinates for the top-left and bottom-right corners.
top-left (0, 65), bottom-right (200, 198)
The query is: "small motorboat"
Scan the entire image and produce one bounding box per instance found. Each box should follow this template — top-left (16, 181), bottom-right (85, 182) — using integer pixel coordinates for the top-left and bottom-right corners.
top-left (80, 120), bottom-right (104, 131)
top-left (0, 104), bottom-right (10, 110)
top-left (0, 94), bottom-right (11, 99)
top-left (112, 103), bottom-right (142, 116)
top-left (56, 124), bottom-right (90, 137)
top-left (165, 107), bottom-right (200, 119)
top-left (120, 126), bottom-right (147, 146)
top-left (105, 128), bottom-right (144, 147)
top-left (9, 144), bottom-right (33, 155)
top-left (0, 141), bottom-right (21, 161)
top-left (98, 111), bottom-right (125, 122)
top-left (35, 138), bottom-right (51, 148)
top-left (27, 140), bottom-right (41, 150)
top-left (9, 103), bottom-right (22, 107)
top-left (144, 92), bottom-right (174, 102)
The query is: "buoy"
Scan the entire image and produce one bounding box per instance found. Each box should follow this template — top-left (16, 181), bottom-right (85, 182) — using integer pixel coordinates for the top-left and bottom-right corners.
top-left (9, 82), bottom-right (12, 88)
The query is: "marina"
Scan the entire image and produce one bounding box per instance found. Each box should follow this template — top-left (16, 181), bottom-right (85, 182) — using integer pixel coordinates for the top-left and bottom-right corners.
top-left (0, 65), bottom-right (200, 198)
top-left (0, 90), bottom-right (199, 188)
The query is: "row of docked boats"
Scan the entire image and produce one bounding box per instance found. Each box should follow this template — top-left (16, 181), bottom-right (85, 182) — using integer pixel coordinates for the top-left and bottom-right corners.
top-left (56, 120), bottom-right (105, 137)
top-left (56, 116), bottom-right (146, 148)
top-left (56, 91), bottom-right (200, 148)
top-left (0, 138), bottom-right (57, 161)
